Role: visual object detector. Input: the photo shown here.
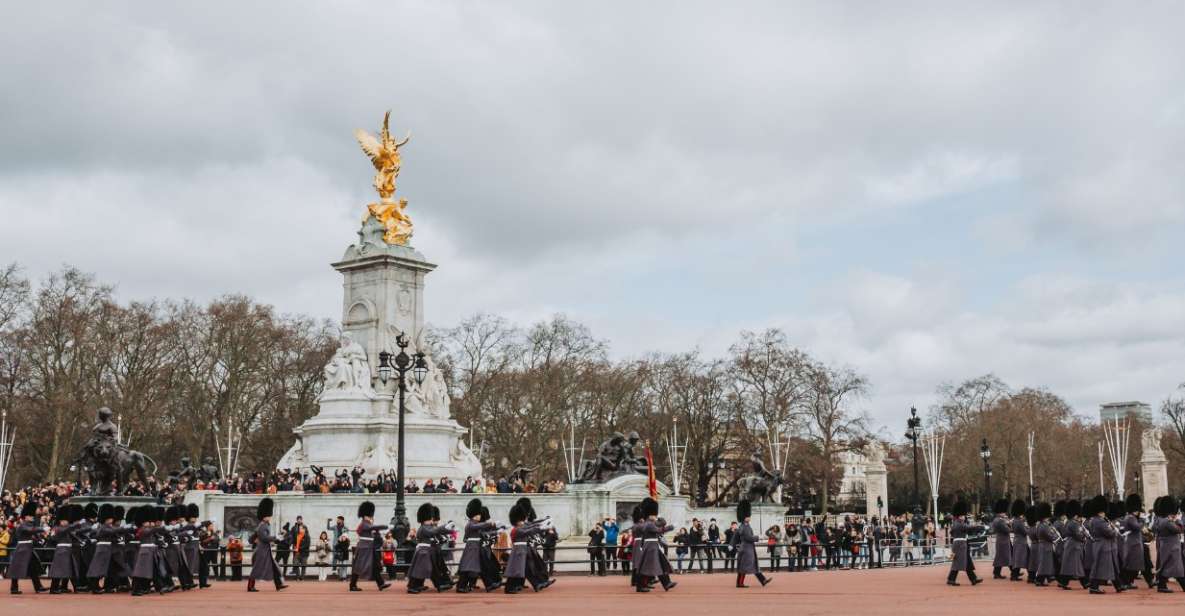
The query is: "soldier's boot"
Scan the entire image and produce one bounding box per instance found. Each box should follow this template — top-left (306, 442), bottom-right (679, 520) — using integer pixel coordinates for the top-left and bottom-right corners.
top-left (247, 578), bottom-right (258, 592)
top-left (348, 574), bottom-right (361, 591)
top-left (660, 574), bottom-right (677, 591)
top-left (1157, 577), bottom-right (1172, 593)
top-left (968, 572), bottom-right (982, 586)
top-left (1079, 576), bottom-right (1089, 589)
top-left (992, 566), bottom-right (1004, 579)
top-left (946, 571), bottom-right (959, 587)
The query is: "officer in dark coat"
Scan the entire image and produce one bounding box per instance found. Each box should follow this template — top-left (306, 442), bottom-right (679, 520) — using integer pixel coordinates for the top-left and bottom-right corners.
top-left (48, 504), bottom-right (86, 593)
top-left (945, 501), bottom-right (982, 586)
top-left (1119, 493), bottom-right (1151, 588)
top-left (514, 497), bottom-right (551, 589)
top-left (1051, 500), bottom-right (1067, 571)
top-left (406, 503), bottom-right (454, 593)
top-left (732, 499), bottom-right (769, 589)
top-left (86, 504), bottom-right (130, 593)
top-left (7, 501), bottom-right (47, 594)
top-left (1024, 506), bottom-right (1040, 583)
top-left (1153, 496), bottom-right (1185, 593)
top-left (163, 505), bottom-right (195, 590)
top-left (348, 501), bottom-right (389, 591)
top-left (989, 499), bottom-right (1011, 579)
top-left (1057, 499), bottom-right (1087, 589)
top-left (181, 504), bottom-right (203, 588)
top-left (633, 497), bottom-right (677, 592)
top-left (1007, 499), bottom-right (1029, 581)
top-left (503, 503), bottom-right (551, 593)
top-left (478, 506), bottom-right (504, 591)
top-left (1085, 495), bottom-right (1122, 594)
top-left (457, 498), bottom-right (501, 593)
top-left (247, 497), bottom-right (287, 592)
top-left (77, 503), bottom-right (98, 591)
top-left (131, 507), bottom-right (169, 596)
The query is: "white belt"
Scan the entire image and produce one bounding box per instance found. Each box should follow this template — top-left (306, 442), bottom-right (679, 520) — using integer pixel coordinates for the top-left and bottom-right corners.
top-left (18, 540), bottom-right (32, 544)
top-left (357, 537), bottom-right (373, 542)
top-left (416, 543), bottom-right (431, 548)
top-left (97, 542), bottom-right (111, 545)
top-left (466, 538), bottom-right (481, 542)
top-left (644, 539), bottom-right (659, 542)
top-left (953, 538), bottom-right (967, 542)
top-left (513, 542), bottom-right (527, 546)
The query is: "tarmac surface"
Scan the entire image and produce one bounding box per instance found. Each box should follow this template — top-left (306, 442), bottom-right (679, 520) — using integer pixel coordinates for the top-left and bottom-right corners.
top-left (5, 566), bottom-right (1185, 615)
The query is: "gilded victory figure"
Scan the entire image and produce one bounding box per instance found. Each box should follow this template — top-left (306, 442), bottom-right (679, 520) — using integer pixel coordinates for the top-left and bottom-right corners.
top-left (355, 111), bottom-right (414, 245)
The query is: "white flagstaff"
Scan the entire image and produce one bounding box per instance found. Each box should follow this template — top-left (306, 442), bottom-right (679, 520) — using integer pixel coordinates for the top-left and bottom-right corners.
top-left (1097, 441), bottom-right (1105, 495)
top-left (214, 419), bottom-right (243, 478)
top-left (1026, 431), bottom-right (1035, 504)
top-left (0, 410), bottom-right (16, 492)
top-left (1103, 417), bottom-right (1131, 497)
top-left (560, 418), bottom-right (586, 484)
top-left (666, 416), bottom-right (688, 496)
top-left (920, 430), bottom-right (945, 517)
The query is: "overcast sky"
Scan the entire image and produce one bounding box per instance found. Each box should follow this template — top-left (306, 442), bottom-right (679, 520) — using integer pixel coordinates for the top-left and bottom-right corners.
top-left (3, 2), bottom-right (1183, 433)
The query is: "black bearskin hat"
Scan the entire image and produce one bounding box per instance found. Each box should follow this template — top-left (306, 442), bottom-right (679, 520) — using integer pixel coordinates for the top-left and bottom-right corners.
top-left (952, 501), bottom-right (968, 517)
top-left (1081, 497), bottom-right (1096, 518)
top-left (113, 506), bottom-right (125, 523)
top-left (416, 502), bottom-right (434, 524)
top-left (480, 506), bottom-right (491, 522)
top-left (84, 503), bottom-right (98, 520)
top-left (433, 505), bottom-right (441, 521)
top-left (1090, 495), bottom-right (1108, 517)
top-left (165, 505), bottom-right (179, 521)
top-left (21, 501), bottom-right (39, 518)
top-left (68, 504), bottom-right (84, 523)
top-left (99, 504), bottom-right (114, 521)
top-left (1053, 500), bottom-right (1066, 519)
top-left (994, 499), bottom-right (1009, 515)
top-left (187, 503), bottom-right (199, 519)
top-left (1036, 502), bottom-right (1052, 520)
top-left (631, 505), bottom-right (643, 524)
top-left (1107, 501), bottom-right (1124, 520)
top-left (515, 497), bottom-right (536, 522)
top-left (641, 497), bottom-right (659, 518)
top-left (1024, 505), bottom-right (1037, 527)
top-left (1065, 499), bottom-right (1081, 518)
top-left (509, 503), bottom-right (527, 525)
top-left (466, 498), bottom-right (483, 519)
top-left (737, 499), bottom-right (752, 522)
top-left (155, 506), bottom-right (167, 523)
top-left (257, 497), bottom-right (274, 520)
top-left (54, 506), bottom-right (68, 523)
top-left (358, 501), bottom-right (376, 519)
top-left (1126, 493), bottom-right (1143, 514)
top-left (1010, 499), bottom-right (1026, 518)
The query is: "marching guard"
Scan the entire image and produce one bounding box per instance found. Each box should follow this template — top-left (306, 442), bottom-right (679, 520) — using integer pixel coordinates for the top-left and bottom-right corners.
top-left (7, 501), bottom-right (48, 595)
top-left (349, 501), bottom-right (390, 591)
top-left (1025, 505), bottom-right (1040, 583)
top-left (164, 505), bottom-right (196, 591)
top-left (182, 504), bottom-right (206, 588)
top-left (1153, 496), bottom-right (1184, 593)
top-left (732, 500), bottom-right (768, 589)
top-left (1085, 495), bottom-right (1122, 594)
top-left (131, 507), bottom-right (169, 596)
top-left (86, 504), bottom-right (132, 593)
top-left (1007, 499), bottom-right (1029, 582)
top-left (1120, 493), bottom-right (1153, 588)
top-left (1057, 499), bottom-right (1088, 590)
top-left (945, 501), bottom-right (982, 586)
top-left (989, 499), bottom-right (1011, 580)
top-left (504, 502), bottom-right (554, 593)
top-left (48, 504), bottom-right (86, 594)
top-left (456, 498), bottom-right (503, 593)
top-left (247, 498), bottom-right (288, 592)
top-left (633, 497), bottom-right (677, 592)
top-left (407, 503), bottom-right (454, 593)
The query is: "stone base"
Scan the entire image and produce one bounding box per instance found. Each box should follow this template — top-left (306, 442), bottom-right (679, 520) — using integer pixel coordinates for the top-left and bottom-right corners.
top-left (1141, 455), bottom-right (1169, 505)
top-left (67, 495), bottom-right (158, 510)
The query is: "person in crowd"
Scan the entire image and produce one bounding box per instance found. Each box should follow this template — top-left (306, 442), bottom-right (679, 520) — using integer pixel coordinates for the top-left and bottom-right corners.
top-left (723, 521), bottom-right (738, 571)
top-left (673, 527), bottom-right (690, 573)
top-left (588, 522), bottom-right (608, 576)
top-left (227, 534), bottom-right (244, 581)
top-left (382, 533), bottom-right (398, 580)
top-left (706, 519), bottom-right (720, 572)
top-left (688, 519), bottom-right (706, 572)
top-left (945, 501), bottom-right (983, 587)
top-left (765, 525), bottom-right (782, 572)
top-left (733, 500), bottom-right (770, 589)
top-left (348, 501), bottom-right (389, 591)
top-left (288, 515), bottom-right (310, 581)
top-left (618, 526), bottom-right (633, 577)
top-left (542, 524), bottom-right (559, 575)
top-left (314, 531), bottom-right (332, 582)
top-left (604, 516), bottom-right (619, 571)
top-left (247, 498), bottom-right (287, 592)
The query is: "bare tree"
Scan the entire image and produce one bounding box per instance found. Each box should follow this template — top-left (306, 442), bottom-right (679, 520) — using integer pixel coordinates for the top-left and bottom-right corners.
top-left (800, 362), bottom-right (869, 513)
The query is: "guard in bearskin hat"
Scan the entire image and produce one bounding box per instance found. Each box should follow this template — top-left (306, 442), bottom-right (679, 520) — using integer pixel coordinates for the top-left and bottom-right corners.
top-left (247, 497), bottom-right (287, 592)
top-left (8, 500), bottom-right (47, 594)
top-left (77, 503), bottom-right (98, 591)
top-left (48, 504), bottom-right (86, 593)
top-left (1007, 499), bottom-right (1029, 581)
top-left (456, 498), bottom-right (502, 592)
top-left (514, 497), bottom-right (551, 588)
top-left (1085, 495), bottom-right (1122, 594)
top-left (945, 501), bottom-right (982, 586)
top-left (1152, 495), bottom-right (1185, 592)
top-left (348, 501), bottom-right (390, 591)
top-left (181, 503), bottom-right (208, 589)
top-left (503, 502), bottom-right (554, 593)
top-left (131, 506), bottom-right (169, 595)
top-left (86, 503), bottom-right (129, 593)
top-left (406, 502), bottom-right (454, 593)
top-left (1119, 493), bottom-right (1151, 588)
top-left (632, 497), bottom-right (677, 592)
top-left (990, 498), bottom-right (1012, 579)
top-left (477, 506), bottom-right (504, 590)
top-left (164, 505), bottom-right (196, 590)
top-left (1057, 499), bottom-right (1088, 589)
top-left (732, 499), bottom-right (768, 589)
top-left (1051, 500), bottom-right (1067, 571)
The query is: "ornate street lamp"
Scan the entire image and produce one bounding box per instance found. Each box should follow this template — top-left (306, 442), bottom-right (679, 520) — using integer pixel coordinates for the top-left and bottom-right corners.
top-left (905, 407), bottom-right (921, 511)
top-left (377, 332), bottom-right (428, 543)
top-left (980, 438), bottom-right (992, 513)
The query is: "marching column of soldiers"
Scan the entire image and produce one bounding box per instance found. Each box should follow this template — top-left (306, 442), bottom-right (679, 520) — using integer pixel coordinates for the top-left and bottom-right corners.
top-left (6, 501), bottom-right (216, 596)
top-left (948, 491), bottom-right (1185, 594)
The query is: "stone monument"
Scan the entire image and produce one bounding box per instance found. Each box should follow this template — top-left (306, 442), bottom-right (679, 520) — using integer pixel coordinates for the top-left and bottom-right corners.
top-left (862, 441), bottom-right (888, 520)
top-left (1140, 427), bottom-right (1169, 504)
top-left (277, 111), bottom-right (481, 480)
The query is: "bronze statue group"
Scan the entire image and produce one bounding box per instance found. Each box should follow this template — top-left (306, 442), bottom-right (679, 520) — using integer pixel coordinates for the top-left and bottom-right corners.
top-left (947, 492), bottom-right (1185, 594)
top-left (7, 501), bottom-right (211, 596)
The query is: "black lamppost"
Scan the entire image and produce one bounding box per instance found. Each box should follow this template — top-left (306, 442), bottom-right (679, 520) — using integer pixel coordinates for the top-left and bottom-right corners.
top-left (377, 332), bottom-right (428, 544)
top-left (980, 438), bottom-right (992, 513)
top-left (905, 407), bottom-right (922, 511)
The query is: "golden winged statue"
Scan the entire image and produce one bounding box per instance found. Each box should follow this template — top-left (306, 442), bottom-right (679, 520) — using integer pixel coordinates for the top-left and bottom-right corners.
top-left (355, 111), bottom-right (414, 245)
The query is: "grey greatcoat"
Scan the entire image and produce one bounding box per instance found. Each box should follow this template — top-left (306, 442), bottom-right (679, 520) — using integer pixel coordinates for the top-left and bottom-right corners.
top-left (1010, 517), bottom-right (1029, 570)
top-left (1059, 520), bottom-right (1087, 578)
top-left (408, 524), bottom-right (449, 580)
top-left (990, 516), bottom-right (1011, 568)
top-left (1053, 519), bottom-right (1067, 558)
top-left (1154, 517), bottom-right (1184, 579)
top-left (86, 523), bottom-right (123, 579)
top-left (1087, 517), bottom-right (1118, 581)
top-left (6, 521), bottom-right (45, 580)
top-left (636, 520), bottom-right (675, 577)
top-left (505, 524), bottom-right (543, 580)
top-left (948, 518), bottom-right (980, 572)
top-left (350, 519), bottom-right (388, 577)
top-left (181, 523), bottom-right (200, 572)
top-left (164, 527), bottom-right (187, 577)
top-left (48, 523), bottom-right (84, 579)
top-left (132, 528), bottom-right (162, 580)
top-left (1120, 514), bottom-right (1144, 572)
top-left (1026, 525), bottom-right (1040, 573)
top-left (1036, 522), bottom-right (1058, 577)
top-left (249, 521), bottom-right (279, 581)
top-left (733, 521), bottom-right (760, 575)
top-left (459, 521), bottom-right (497, 575)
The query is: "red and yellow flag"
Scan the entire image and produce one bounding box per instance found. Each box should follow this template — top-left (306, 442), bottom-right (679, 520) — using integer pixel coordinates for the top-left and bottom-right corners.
top-left (645, 442), bottom-right (657, 500)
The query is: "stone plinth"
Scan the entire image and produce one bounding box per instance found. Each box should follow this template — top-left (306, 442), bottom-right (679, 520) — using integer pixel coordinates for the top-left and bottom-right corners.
top-left (864, 462), bottom-right (888, 520)
top-left (1141, 452), bottom-right (1169, 505)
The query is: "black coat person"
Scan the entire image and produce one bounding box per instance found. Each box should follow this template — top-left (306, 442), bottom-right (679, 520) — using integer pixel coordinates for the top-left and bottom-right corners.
top-left (457, 499), bottom-right (501, 592)
top-left (989, 499), bottom-right (1011, 579)
top-left (247, 498), bottom-right (287, 592)
top-left (348, 501), bottom-right (389, 591)
top-left (7, 502), bottom-right (47, 594)
top-left (1007, 499), bottom-right (1029, 581)
top-left (406, 503), bottom-right (454, 593)
top-left (1152, 496), bottom-right (1185, 592)
top-left (945, 501), bottom-right (983, 586)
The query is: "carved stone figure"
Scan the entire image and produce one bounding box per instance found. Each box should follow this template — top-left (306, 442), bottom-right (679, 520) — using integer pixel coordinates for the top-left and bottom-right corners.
top-left (863, 441), bottom-right (887, 467)
top-left (738, 446), bottom-right (784, 504)
top-left (620, 431), bottom-right (650, 475)
top-left (1142, 427), bottom-right (1165, 458)
top-left (197, 456), bottom-right (221, 483)
top-left (323, 333), bottom-right (374, 394)
top-left (76, 407), bottom-right (158, 495)
top-left (577, 431), bottom-right (653, 483)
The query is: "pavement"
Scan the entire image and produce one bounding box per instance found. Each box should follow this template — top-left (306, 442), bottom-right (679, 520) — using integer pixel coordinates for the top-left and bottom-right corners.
top-left (4, 566), bottom-right (1184, 615)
